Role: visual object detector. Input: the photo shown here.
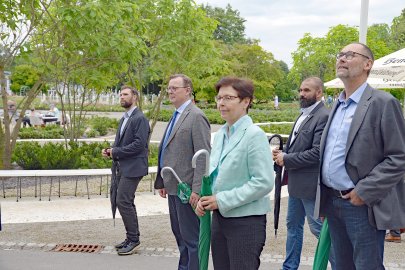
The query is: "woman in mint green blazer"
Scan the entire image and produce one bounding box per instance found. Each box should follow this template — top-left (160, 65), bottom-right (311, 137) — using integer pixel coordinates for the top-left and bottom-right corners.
top-left (195, 77), bottom-right (274, 270)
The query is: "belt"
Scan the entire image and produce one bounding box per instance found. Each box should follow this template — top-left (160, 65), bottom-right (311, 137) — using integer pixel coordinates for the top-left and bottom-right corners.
top-left (325, 186), bottom-right (353, 198)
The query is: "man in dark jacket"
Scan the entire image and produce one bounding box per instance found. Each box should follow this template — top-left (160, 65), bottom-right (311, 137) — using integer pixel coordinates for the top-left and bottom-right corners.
top-left (273, 77), bottom-right (333, 270)
top-left (102, 85), bottom-right (149, 256)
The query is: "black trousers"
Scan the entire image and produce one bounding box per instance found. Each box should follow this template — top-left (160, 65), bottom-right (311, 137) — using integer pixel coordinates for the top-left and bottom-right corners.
top-left (116, 176), bottom-right (142, 242)
top-left (211, 211), bottom-right (267, 270)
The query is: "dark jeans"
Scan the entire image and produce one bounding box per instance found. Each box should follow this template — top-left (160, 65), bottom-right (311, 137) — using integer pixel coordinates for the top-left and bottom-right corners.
top-left (211, 211), bottom-right (266, 270)
top-left (168, 195), bottom-right (199, 270)
top-left (116, 176), bottom-right (142, 243)
top-left (325, 195), bottom-right (385, 270)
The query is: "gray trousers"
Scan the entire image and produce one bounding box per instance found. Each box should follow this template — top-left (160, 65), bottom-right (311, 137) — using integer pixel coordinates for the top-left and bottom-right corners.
top-left (117, 176), bottom-right (142, 242)
top-left (168, 195), bottom-right (200, 270)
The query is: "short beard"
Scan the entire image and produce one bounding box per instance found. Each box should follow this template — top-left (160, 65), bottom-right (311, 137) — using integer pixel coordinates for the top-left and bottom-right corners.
top-left (121, 101), bottom-right (132, 108)
top-left (300, 97), bottom-right (317, 108)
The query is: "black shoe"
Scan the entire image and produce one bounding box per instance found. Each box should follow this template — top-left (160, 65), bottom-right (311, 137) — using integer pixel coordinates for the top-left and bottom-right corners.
top-left (117, 240), bottom-right (140, 255)
top-left (115, 239), bottom-right (129, 250)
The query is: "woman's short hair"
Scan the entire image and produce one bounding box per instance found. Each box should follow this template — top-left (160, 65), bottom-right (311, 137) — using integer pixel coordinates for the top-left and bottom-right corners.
top-left (215, 76), bottom-right (254, 111)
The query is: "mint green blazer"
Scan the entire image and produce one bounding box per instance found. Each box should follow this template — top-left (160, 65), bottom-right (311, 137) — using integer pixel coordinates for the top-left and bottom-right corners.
top-left (210, 116), bottom-right (274, 218)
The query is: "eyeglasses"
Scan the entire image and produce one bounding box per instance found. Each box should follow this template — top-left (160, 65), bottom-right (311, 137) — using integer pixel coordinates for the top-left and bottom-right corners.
top-left (166, 86), bottom-right (188, 93)
top-left (215, 95), bottom-right (240, 103)
top-left (336, 51), bottom-right (370, 60)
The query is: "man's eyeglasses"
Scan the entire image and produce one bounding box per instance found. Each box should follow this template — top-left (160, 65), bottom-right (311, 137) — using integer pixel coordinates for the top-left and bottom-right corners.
top-left (166, 86), bottom-right (188, 93)
top-left (215, 95), bottom-right (240, 103)
top-left (336, 51), bottom-right (370, 60)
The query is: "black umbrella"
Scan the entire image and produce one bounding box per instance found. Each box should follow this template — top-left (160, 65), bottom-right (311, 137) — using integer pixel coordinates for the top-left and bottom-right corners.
top-left (110, 160), bottom-right (121, 226)
top-left (268, 134), bottom-right (283, 238)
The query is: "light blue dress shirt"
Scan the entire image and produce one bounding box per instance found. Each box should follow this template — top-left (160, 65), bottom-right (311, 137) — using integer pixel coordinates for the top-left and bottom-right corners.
top-left (322, 82), bottom-right (367, 190)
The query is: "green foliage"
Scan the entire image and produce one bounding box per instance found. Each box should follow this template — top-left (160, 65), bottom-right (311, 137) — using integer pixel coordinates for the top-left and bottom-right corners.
top-left (367, 24), bottom-right (394, 59)
top-left (10, 64), bottom-right (42, 94)
top-left (74, 142), bottom-right (112, 169)
top-left (201, 3), bottom-right (247, 44)
top-left (12, 142), bottom-right (43, 169)
top-left (89, 117), bottom-right (118, 136)
top-left (17, 116), bottom-right (118, 139)
top-left (391, 9), bottom-right (405, 50)
top-left (12, 141), bottom-right (159, 169)
top-left (260, 124), bottom-right (294, 135)
top-left (18, 125), bottom-right (65, 139)
top-left (12, 142), bottom-right (113, 169)
top-left (154, 106), bottom-right (299, 125)
top-left (390, 89), bottom-right (405, 103)
top-left (249, 109), bottom-right (299, 123)
top-left (195, 40), bottom-right (286, 102)
top-left (148, 144), bottom-right (159, 166)
top-left (203, 109), bottom-right (226, 124)
top-left (0, 0), bottom-right (42, 63)
top-left (290, 12), bottom-right (405, 88)
top-left (289, 25), bottom-right (358, 86)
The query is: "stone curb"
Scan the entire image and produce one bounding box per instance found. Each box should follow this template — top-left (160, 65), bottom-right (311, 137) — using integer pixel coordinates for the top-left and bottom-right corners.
top-left (0, 241), bottom-right (404, 269)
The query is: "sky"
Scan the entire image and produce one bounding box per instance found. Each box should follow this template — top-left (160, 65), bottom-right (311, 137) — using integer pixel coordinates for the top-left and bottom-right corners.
top-left (195, 0), bottom-right (404, 66)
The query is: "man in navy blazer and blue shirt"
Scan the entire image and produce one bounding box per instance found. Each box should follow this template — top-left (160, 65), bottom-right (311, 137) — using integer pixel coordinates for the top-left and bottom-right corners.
top-left (314, 43), bottom-right (405, 269)
top-left (102, 85), bottom-right (150, 256)
top-left (273, 77), bottom-right (334, 270)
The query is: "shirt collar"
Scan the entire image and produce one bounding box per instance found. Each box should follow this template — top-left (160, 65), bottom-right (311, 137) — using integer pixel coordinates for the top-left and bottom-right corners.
top-left (176, 99), bottom-right (192, 114)
top-left (221, 114), bottom-right (249, 137)
top-left (338, 82), bottom-right (368, 105)
top-left (300, 100), bottom-right (321, 115)
top-left (124, 106), bottom-right (137, 118)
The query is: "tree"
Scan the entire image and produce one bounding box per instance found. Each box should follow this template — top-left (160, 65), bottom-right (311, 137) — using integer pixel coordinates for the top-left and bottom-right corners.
top-left (222, 41), bottom-right (284, 102)
top-left (274, 61), bottom-right (297, 102)
top-left (10, 64), bottom-right (41, 94)
top-left (391, 8), bottom-right (405, 50)
top-left (367, 24), bottom-right (393, 59)
top-left (29, 0), bottom-right (148, 142)
top-left (121, 0), bottom-right (222, 142)
top-left (0, 0), bottom-right (48, 169)
top-left (201, 4), bottom-right (247, 44)
top-left (289, 25), bottom-right (358, 87)
top-left (290, 18), bottom-right (405, 89)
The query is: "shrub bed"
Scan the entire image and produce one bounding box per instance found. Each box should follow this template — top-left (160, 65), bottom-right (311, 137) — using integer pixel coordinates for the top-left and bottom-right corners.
top-left (12, 141), bottom-right (159, 169)
top-left (152, 108), bottom-right (299, 124)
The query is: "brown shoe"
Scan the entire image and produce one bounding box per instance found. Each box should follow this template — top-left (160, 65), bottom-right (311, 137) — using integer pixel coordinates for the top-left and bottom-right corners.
top-left (400, 228), bottom-right (405, 234)
top-left (385, 233), bottom-right (401, 243)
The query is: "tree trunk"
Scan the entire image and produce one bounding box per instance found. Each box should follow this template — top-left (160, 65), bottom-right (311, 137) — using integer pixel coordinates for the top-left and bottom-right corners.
top-left (148, 87), bottom-right (166, 144)
top-left (0, 119), bottom-right (4, 169)
top-left (0, 66), bottom-right (12, 169)
top-left (1, 68), bottom-right (44, 169)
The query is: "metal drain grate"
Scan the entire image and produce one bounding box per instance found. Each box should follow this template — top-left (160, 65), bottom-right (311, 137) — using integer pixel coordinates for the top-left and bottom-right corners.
top-left (52, 244), bottom-right (104, 253)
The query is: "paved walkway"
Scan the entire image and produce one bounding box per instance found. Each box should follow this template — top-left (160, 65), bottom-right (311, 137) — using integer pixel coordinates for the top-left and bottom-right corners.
top-left (1, 192), bottom-right (405, 269)
top-left (0, 191), bottom-right (318, 270)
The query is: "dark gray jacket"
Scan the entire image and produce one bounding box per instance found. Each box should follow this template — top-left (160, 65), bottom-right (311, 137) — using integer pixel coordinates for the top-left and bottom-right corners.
top-left (284, 102), bottom-right (329, 200)
top-left (112, 108), bottom-right (150, 178)
top-left (315, 85), bottom-right (405, 229)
